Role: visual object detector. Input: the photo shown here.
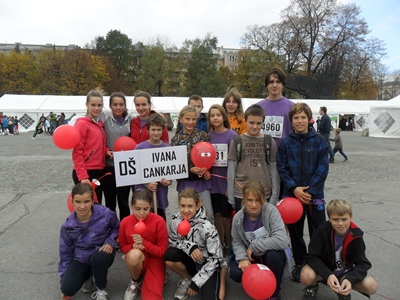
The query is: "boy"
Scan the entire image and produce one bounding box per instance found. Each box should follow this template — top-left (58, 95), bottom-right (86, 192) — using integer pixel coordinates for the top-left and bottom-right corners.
top-left (227, 104), bottom-right (279, 212)
top-left (277, 103), bottom-right (329, 282)
top-left (301, 199), bottom-right (377, 299)
top-left (178, 95), bottom-right (208, 132)
top-left (135, 113), bottom-right (172, 221)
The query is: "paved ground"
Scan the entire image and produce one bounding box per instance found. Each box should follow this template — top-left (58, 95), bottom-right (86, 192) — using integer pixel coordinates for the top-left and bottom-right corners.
top-left (0, 131), bottom-right (398, 300)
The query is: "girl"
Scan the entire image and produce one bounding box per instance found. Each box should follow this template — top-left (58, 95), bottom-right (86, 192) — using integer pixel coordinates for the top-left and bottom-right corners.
top-left (208, 104), bottom-right (237, 249)
top-left (170, 105), bottom-right (214, 223)
top-left (72, 90), bottom-right (107, 203)
top-left (230, 180), bottom-right (288, 300)
top-left (119, 189), bottom-right (168, 300)
top-left (330, 128), bottom-right (349, 161)
top-left (222, 89), bottom-right (247, 135)
top-left (59, 183), bottom-right (119, 300)
top-left (101, 92), bottom-right (133, 220)
top-left (130, 91), bottom-right (169, 144)
top-left (164, 188), bottom-right (226, 300)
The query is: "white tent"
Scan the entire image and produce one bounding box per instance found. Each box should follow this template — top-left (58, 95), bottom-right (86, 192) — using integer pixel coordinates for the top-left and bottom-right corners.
top-left (369, 95), bottom-right (400, 138)
top-left (0, 94), bottom-right (395, 134)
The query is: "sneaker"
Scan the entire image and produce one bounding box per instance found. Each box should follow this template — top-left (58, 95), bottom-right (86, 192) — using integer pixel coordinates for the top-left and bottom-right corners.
top-left (32, 137), bottom-right (36, 139)
top-left (338, 293), bottom-right (352, 300)
top-left (91, 289), bottom-right (109, 300)
top-left (303, 283), bottom-right (319, 299)
top-left (291, 264), bottom-right (302, 282)
top-left (344, 158), bottom-right (349, 162)
top-left (174, 278), bottom-right (191, 300)
top-left (81, 276), bottom-right (95, 293)
top-left (164, 270), bottom-right (170, 285)
top-left (124, 279), bottom-right (141, 300)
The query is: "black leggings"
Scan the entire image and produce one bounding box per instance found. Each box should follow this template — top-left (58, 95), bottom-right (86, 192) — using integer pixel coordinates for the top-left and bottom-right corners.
top-left (164, 247), bottom-right (221, 300)
top-left (60, 251), bottom-right (114, 296)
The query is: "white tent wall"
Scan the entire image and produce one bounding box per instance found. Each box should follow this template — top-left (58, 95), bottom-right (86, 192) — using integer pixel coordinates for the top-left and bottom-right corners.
top-left (369, 106), bottom-right (400, 138)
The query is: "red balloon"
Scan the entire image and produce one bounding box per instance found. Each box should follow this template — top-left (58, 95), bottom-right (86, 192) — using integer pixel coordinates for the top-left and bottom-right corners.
top-left (190, 142), bottom-right (216, 170)
top-left (242, 264), bottom-right (276, 299)
top-left (177, 214), bottom-right (191, 236)
top-left (53, 125), bottom-right (80, 150)
top-left (67, 192), bottom-right (99, 212)
top-left (135, 217), bottom-right (146, 234)
top-left (114, 136), bottom-right (137, 151)
top-left (276, 197), bottom-right (304, 224)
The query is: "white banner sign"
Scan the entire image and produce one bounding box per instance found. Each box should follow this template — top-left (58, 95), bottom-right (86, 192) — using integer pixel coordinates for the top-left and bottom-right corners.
top-left (113, 145), bottom-right (188, 187)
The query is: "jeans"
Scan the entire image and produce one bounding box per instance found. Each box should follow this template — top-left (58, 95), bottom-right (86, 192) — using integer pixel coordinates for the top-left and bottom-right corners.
top-left (333, 148), bottom-right (348, 160)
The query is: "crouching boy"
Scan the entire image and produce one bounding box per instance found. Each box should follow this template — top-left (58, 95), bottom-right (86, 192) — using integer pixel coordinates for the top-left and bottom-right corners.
top-left (301, 199), bottom-right (377, 300)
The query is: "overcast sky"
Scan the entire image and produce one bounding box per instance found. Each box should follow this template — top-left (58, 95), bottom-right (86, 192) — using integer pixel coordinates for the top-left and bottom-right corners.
top-left (1, 0), bottom-right (399, 72)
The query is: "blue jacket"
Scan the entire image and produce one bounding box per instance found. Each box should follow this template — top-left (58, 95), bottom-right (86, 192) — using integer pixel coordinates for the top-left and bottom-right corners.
top-left (58, 204), bottom-right (119, 278)
top-left (277, 126), bottom-right (329, 199)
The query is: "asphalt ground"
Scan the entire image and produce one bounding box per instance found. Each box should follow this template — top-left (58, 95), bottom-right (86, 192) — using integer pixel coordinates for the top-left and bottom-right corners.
top-left (0, 131), bottom-right (399, 300)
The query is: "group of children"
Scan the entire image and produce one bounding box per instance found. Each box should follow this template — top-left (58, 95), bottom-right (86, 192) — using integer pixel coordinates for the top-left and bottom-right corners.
top-left (60, 72), bottom-right (376, 300)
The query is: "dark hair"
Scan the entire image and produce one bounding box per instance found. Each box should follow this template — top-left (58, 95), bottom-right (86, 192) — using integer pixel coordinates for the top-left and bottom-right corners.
top-left (264, 67), bottom-right (287, 87)
top-left (131, 188), bottom-right (152, 206)
top-left (188, 95), bottom-right (203, 105)
top-left (146, 113), bottom-right (165, 130)
top-left (320, 106), bottom-right (327, 114)
top-left (71, 183), bottom-right (94, 200)
top-left (86, 90), bottom-right (103, 104)
top-left (207, 104), bottom-right (230, 131)
top-left (244, 104), bottom-right (265, 120)
top-left (289, 103), bottom-right (312, 122)
top-left (134, 91), bottom-right (152, 106)
top-left (222, 89), bottom-right (244, 122)
top-left (178, 188), bottom-right (200, 205)
top-left (109, 92), bottom-right (128, 117)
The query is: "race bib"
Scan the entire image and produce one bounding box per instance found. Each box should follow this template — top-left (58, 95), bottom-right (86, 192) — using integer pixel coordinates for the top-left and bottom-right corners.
top-left (212, 144), bottom-right (228, 167)
top-left (262, 116), bottom-right (284, 138)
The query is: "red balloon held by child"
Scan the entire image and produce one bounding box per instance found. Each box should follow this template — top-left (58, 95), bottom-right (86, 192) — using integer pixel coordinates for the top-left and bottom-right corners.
top-left (53, 125), bottom-right (80, 150)
top-left (177, 214), bottom-right (191, 236)
top-left (190, 142), bottom-right (216, 170)
top-left (114, 136), bottom-right (137, 151)
top-left (242, 263), bottom-right (276, 299)
top-left (135, 217), bottom-right (146, 234)
top-left (276, 197), bottom-right (303, 224)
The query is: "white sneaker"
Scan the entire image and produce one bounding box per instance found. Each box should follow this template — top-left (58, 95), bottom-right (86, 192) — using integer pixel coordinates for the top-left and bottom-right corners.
top-left (124, 279), bottom-right (141, 300)
top-left (81, 276), bottom-right (95, 293)
top-left (32, 137), bottom-right (36, 139)
top-left (91, 289), bottom-right (108, 300)
top-left (174, 278), bottom-right (191, 300)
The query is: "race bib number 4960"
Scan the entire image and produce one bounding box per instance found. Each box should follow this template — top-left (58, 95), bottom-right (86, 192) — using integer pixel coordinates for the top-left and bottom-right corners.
top-left (261, 116), bottom-right (284, 138)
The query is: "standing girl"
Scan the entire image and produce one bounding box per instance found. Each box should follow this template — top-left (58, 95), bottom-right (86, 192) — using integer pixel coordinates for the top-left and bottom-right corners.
top-left (330, 128), bottom-right (349, 161)
top-left (119, 189), bottom-right (168, 300)
top-left (59, 183), bottom-right (119, 300)
top-left (170, 105), bottom-right (214, 223)
top-left (101, 92), bottom-right (133, 220)
top-left (208, 104), bottom-right (237, 249)
top-left (164, 188), bottom-right (226, 300)
top-left (222, 89), bottom-right (247, 135)
top-left (72, 90), bottom-right (107, 203)
top-left (130, 91), bottom-right (169, 144)
top-left (229, 180), bottom-right (288, 300)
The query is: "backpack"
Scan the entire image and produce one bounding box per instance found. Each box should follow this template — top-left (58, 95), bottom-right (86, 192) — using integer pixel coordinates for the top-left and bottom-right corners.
top-left (233, 134), bottom-right (273, 164)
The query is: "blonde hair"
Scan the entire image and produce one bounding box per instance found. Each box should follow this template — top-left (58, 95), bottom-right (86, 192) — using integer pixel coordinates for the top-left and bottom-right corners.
top-left (207, 104), bottom-right (230, 132)
top-left (327, 199), bottom-right (352, 218)
top-left (335, 128), bottom-right (341, 135)
top-left (242, 180), bottom-right (266, 206)
top-left (179, 105), bottom-right (197, 119)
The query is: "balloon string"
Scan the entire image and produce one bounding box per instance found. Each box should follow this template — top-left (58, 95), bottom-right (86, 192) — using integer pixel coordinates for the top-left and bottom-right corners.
top-left (97, 172), bottom-right (113, 181)
top-left (210, 173), bottom-right (243, 189)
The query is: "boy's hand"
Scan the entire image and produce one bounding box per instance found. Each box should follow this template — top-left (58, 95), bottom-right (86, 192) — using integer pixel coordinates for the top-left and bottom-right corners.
top-left (327, 274), bottom-right (341, 293)
top-left (294, 186), bottom-right (311, 204)
top-left (338, 279), bottom-right (352, 295)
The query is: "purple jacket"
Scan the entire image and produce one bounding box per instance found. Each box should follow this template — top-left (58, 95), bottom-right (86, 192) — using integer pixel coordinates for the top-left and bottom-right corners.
top-left (58, 204), bottom-right (119, 278)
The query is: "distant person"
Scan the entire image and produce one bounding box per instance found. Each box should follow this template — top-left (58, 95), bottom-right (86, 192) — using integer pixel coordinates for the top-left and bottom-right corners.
top-left (277, 103), bottom-right (329, 283)
top-left (257, 67), bottom-right (294, 148)
top-left (316, 117), bottom-right (321, 132)
top-left (2, 115), bottom-right (9, 135)
top-left (330, 128), bottom-right (349, 162)
top-left (58, 112), bottom-right (66, 127)
top-left (177, 95), bottom-right (208, 133)
top-left (318, 106), bottom-right (335, 163)
top-left (347, 117), bottom-right (354, 131)
top-left (50, 112), bottom-right (58, 134)
top-left (59, 183), bottom-right (119, 300)
top-left (301, 199), bottom-right (377, 299)
top-left (13, 116), bottom-right (19, 135)
top-left (32, 118), bottom-right (44, 139)
top-left (222, 89), bottom-right (247, 135)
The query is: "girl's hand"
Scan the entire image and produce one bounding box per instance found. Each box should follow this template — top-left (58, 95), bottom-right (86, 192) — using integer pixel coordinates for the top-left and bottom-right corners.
top-left (246, 247), bottom-right (253, 261)
top-left (190, 248), bottom-right (203, 263)
top-left (80, 178), bottom-right (90, 185)
top-left (131, 234), bottom-right (143, 245)
top-left (203, 171), bottom-right (211, 180)
top-left (160, 178), bottom-right (171, 187)
top-left (106, 150), bottom-right (113, 159)
top-left (99, 243), bottom-right (113, 254)
top-left (238, 259), bottom-right (251, 272)
top-left (146, 182), bottom-right (158, 192)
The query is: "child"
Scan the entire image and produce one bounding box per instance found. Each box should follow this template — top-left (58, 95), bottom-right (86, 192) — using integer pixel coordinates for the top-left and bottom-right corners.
top-left (59, 183), bottom-right (119, 300)
top-left (135, 113), bottom-right (172, 221)
top-left (230, 180), bottom-right (289, 300)
top-left (222, 89), bottom-right (247, 135)
top-left (119, 189), bottom-right (168, 300)
top-left (277, 103), bottom-right (329, 282)
top-left (164, 188), bottom-right (226, 300)
top-left (227, 104), bottom-right (280, 212)
top-left (178, 95), bottom-right (208, 133)
top-left (330, 128), bottom-right (349, 162)
top-left (171, 105), bottom-right (214, 223)
top-left (208, 104), bottom-right (238, 249)
top-left (301, 199), bottom-right (377, 299)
